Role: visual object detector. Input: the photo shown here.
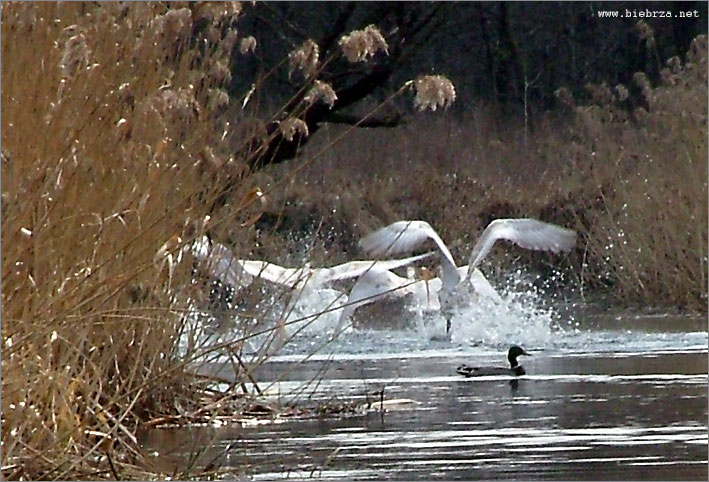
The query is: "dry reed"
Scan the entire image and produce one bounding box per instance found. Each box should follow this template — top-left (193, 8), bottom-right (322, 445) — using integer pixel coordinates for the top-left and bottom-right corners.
top-left (1, 5), bottom-right (459, 479)
top-left (0, 3), bottom-right (267, 479)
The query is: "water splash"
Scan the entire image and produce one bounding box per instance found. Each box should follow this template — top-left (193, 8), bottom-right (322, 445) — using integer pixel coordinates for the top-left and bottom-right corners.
top-left (177, 268), bottom-right (705, 361)
top-left (268, 268), bottom-right (569, 355)
top-left (451, 295), bottom-right (557, 348)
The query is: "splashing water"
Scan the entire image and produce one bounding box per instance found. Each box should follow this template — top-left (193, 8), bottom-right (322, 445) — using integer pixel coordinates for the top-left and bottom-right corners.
top-left (450, 294), bottom-right (557, 348)
top-left (266, 269), bottom-right (570, 356)
top-left (177, 268), bottom-right (706, 363)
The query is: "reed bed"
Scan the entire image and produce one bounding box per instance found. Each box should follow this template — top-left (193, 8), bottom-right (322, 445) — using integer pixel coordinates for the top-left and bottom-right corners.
top-left (0, 3), bottom-right (275, 479)
top-left (1, 4), bottom-right (457, 479)
top-left (272, 35), bottom-right (707, 311)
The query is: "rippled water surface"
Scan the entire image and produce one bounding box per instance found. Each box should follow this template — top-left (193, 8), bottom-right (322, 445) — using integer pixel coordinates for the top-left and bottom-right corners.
top-left (142, 298), bottom-right (707, 480)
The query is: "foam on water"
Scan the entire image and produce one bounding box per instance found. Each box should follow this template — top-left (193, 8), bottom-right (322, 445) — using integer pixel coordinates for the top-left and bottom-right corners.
top-left (450, 293), bottom-right (557, 348)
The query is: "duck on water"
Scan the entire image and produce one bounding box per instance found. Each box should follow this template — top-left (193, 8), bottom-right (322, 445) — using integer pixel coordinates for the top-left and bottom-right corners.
top-left (457, 345), bottom-right (531, 376)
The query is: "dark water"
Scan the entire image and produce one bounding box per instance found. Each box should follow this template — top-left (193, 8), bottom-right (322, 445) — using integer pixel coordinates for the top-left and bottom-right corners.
top-left (140, 318), bottom-right (708, 481)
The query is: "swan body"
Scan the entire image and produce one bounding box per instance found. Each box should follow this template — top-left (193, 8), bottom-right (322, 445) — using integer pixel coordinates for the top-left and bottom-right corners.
top-left (359, 218), bottom-right (576, 334)
top-left (339, 264), bottom-right (503, 327)
top-left (183, 236), bottom-right (438, 338)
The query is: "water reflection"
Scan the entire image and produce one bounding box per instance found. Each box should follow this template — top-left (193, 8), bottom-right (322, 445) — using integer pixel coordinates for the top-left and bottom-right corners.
top-left (141, 341), bottom-right (708, 480)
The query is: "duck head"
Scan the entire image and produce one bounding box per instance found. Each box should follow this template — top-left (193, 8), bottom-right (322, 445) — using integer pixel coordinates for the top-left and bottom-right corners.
top-left (508, 345), bottom-right (530, 368)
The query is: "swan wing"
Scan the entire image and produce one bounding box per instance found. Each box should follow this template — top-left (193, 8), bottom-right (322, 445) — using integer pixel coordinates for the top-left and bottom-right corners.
top-left (468, 268), bottom-right (503, 303)
top-left (467, 218), bottom-right (576, 270)
top-left (316, 251), bottom-right (436, 284)
top-left (238, 260), bottom-right (309, 288)
top-left (339, 268), bottom-right (409, 320)
top-left (360, 220), bottom-right (459, 288)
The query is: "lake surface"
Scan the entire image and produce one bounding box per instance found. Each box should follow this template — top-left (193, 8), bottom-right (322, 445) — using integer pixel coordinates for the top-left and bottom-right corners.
top-left (141, 301), bottom-right (708, 480)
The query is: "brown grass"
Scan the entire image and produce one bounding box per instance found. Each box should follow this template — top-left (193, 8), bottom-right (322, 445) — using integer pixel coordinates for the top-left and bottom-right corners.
top-left (0, 3), bottom-right (273, 479)
top-left (1, 4), bottom-right (451, 478)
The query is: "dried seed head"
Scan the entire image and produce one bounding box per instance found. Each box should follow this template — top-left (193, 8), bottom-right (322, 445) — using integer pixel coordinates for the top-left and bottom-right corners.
top-left (554, 87), bottom-right (575, 108)
top-left (633, 107), bottom-right (649, 123)
top-left (60, 32), bottom-right (90, 78)
top-left (634, 20), bottom-right (654, 43)
top-left (188, 69), bottom-right (206, 87)
top-left (339, 24), bottom-right (388, 63)
top-left (208, 89), bottom-right (231, 111)
top-left (364, 25), bottom-right (388, 53)
top-left (209, 61), bottom-right (232, 85)
top-left (687, 35), bottom-right (707, 64)
top-left (221, 29), bottom-right (239, 55)
top-left (410, 75), bottom-right (456, 111)
top-left (614, 84), bottom-right (629, 102)
top-left (666, 56), bottom-right (682, 74)
top-left (154, 8), bottom-right (192, 44)
top-left (152, 87), bottom-right (200, 125)
top-left (240, 36), bottom-right (257, 54)
top-left (304, 80), bottom-right (338, 108)
top-left (204, 25), bottom-right (221, 45)
top-left (586, 82), bottom-right (613, 106)
top-left (632, 72), bottom-right (653, 102)
top-left (196, 1), bottom-right (242, 24)
top-left (288, 39), bottom-right (319, 78)
top-left (659, 68), bottom-right (678, 86)
top-left (279, 118), bottom-right (309, 141)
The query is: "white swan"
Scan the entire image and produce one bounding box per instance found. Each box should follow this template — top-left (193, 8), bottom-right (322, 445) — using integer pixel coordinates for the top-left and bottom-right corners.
top-left (187, 234), bottom-right (437, 305)
top-left (358, 218), bottom-right (576, 334)
top-left (339, 264), bottom-right (503, 326)
top-left (188, 235), bottom-right (254, 289)
top-left (237, 251), bottom-right (435, 293)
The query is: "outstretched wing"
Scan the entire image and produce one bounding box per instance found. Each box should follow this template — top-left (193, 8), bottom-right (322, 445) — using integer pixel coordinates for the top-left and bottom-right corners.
top-left (359, 220), bottom-right (459, 289)
top-left (466, 218), bottom-right (576, 271)
top-left (316, 251), bottom-right (436, 284)
top-left (238, 260), bottom-right (309, 289)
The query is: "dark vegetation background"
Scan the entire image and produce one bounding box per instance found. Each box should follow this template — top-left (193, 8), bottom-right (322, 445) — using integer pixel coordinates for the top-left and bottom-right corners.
top-left (225, 1), bottom-right (707, 310)
top-left (1, 2), bottom-right (706, 480)
top-left (237, 2), bottom-right (706, 114)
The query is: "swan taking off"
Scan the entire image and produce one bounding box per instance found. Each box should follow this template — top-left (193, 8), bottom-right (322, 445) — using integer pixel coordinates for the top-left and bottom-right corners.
top-left (359, 218), bottom-right (576, 334)
top-left (237, 252), bottom-right (435, 293)
top-left (186, 234), bottom-right (434, 294)
top-left (339, 263), bottom-right (503, 327)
